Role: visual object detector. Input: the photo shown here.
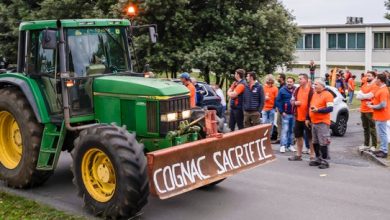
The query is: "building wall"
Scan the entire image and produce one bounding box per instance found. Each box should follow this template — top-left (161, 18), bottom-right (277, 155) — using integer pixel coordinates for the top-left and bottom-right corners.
top-left (294, 51), bottom-right (320, 63)
top-left (326, 51), bottom-right (365, 64)
top-left (372, 50), bottom-right (390, 65)
top-left (290, 23), bottom-right (390, 77)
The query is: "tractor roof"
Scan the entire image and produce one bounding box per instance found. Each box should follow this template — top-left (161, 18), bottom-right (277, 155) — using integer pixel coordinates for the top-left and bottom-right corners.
top-left (19, 19), bottom-right (130, 31)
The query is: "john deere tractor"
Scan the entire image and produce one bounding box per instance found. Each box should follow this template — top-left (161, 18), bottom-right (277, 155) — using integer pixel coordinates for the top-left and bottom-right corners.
top-left (0, 19), bottom-right (275, 219)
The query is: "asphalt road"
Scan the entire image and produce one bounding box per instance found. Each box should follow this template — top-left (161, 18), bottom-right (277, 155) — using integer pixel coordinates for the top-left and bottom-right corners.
top-left (1, 111), bottom-right (390, 220)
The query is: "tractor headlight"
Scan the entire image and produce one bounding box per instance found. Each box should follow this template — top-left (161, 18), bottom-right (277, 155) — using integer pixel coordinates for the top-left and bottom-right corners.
top-left (161, 112), bottom-right (178, 122)
top-left (181, 110), bottom-right (191, 119)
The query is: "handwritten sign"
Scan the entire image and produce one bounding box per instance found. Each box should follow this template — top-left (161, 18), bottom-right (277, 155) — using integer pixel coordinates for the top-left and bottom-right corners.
top-left (147, 124), bottom-right (275, 199)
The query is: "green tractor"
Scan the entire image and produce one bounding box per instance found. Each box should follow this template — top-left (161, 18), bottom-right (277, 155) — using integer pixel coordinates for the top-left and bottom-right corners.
top-left (0, 19), bottom-right (275, 219)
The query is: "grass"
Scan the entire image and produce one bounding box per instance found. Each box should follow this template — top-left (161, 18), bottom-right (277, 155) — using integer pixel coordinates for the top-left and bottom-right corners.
top-left (349, 95), bottom-right (361, 110)
top-left (0, 191), bottom-right (85, 220)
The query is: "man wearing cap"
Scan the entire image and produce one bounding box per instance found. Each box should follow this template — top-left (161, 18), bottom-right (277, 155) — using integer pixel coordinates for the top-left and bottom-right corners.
top-left (306, 78), bottom-right (334, 169)
top-left (228, 69), bottom-right (246, 131)
top-left (180, 72), bottom-right (196, 108)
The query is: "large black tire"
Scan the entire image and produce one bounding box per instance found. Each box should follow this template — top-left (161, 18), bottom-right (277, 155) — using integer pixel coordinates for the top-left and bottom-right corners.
top-left (332, 113), bottom-right (348, 137)
top-left (0, 88), bottom-right (52, 188)
top-left (71, 125), bottom-right (149, 219)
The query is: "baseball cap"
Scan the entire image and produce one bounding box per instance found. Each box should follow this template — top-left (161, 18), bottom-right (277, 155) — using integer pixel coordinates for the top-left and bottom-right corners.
top-left (180, 72), bottom-right (190, 80)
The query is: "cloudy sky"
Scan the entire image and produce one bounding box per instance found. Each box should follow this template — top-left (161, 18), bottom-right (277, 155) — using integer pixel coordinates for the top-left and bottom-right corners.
top-left (280, 0), bottom-right (389, 25)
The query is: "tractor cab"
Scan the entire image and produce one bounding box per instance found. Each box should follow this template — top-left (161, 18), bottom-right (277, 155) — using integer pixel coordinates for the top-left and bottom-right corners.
top-left (17, 20), bottom-right (136, 118)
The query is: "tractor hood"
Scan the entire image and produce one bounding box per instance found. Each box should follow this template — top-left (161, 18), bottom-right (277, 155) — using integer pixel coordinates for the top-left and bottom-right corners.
top-left (93, 76), bottom-right (189, 97)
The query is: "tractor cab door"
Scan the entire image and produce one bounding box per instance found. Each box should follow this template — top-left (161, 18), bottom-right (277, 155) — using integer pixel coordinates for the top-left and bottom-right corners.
top-left (26, 30), bottom-right (63, 116)
top-left (26, 29), bottom-right (94, 118)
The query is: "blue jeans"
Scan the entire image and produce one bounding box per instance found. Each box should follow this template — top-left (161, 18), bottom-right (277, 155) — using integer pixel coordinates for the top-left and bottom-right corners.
top-left (262, 109), bottom-right (275, 134)
top-left (376, 121), bottom-right (388, 153)
top-left (304, 129), bottom-right (310, 149)
top-left (348, 91), bottom-right (354, 104)
top-left (281, 114), bottom-right (295, 148)
top-left (221, 105), bottom-right (226, 121)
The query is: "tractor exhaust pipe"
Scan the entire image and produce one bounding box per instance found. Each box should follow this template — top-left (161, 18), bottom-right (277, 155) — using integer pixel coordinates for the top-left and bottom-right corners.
top-left (57, 20), bottom-right (99, 131)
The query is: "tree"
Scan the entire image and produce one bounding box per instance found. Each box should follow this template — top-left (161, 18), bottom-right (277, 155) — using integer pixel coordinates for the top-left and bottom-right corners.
top-left (386, 0), bottom-right (390, 20)
top-left (182, 0), bottom-right (299, 84)
top-left (112, 0), bottom-right (195, 78)
top-left (0, 0), bottom-right (299, 81)
top-left (0, 0), bottom-right (40, 63)
top-left (0, 0), bottom-right (111, 63)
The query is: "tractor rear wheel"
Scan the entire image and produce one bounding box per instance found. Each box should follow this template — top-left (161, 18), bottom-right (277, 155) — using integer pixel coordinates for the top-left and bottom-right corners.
top-left (0, 88), bottom-right (52, 188)
top-left (71, 125), bottom-right (149, 219)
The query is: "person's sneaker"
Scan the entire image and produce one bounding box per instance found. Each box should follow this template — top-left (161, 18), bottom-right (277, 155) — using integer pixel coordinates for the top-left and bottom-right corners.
top-left (309, 158), bottom-right (321, 166)
top-left (318, 161), bottom-right (329, 169)
top-left (271, 140), bottom-right (280, 144)
top-left (358, 145), bottom-right (370, 151)
top-left (374, 151), bottom-right (388, 158)
top-left (288, 155), bottom-right (302, 161)
top-left (302, 148), bottom-right (309, 154)
top-left (280, 146), bottom-right (286, 153)
top-left (370, 147), bottom-right (377, 152)
top-left (289, 146), bottom-right (297, 152)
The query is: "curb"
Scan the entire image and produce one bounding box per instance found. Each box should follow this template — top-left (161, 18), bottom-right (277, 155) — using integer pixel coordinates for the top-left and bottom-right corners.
top-left (357, 148), bottom-right (390, 167)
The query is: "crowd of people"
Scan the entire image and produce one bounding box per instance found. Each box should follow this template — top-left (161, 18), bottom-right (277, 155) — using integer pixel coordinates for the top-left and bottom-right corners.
top-left (356, 71), bottom-right (390, 159)
top-left (179, 67), bottom-right (390, 168)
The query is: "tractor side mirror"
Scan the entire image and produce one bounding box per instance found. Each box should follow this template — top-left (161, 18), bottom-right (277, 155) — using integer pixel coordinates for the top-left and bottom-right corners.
top-left (42, 30), bottom-right (57, 49)
top-left (148, 26), bottom-right (158, 44)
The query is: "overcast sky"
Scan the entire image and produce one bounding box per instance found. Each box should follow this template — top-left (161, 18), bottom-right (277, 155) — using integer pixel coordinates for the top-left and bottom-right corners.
top-left (280, 0), bottom-right (389, 25)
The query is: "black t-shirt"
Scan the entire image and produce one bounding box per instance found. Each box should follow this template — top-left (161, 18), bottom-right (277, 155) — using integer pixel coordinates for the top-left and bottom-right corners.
top-left (309, 64), bottom-right (316, 72)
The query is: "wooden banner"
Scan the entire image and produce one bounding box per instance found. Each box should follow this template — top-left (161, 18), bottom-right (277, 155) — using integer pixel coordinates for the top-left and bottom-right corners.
top-left (147, 124), bottom-right (275, 199)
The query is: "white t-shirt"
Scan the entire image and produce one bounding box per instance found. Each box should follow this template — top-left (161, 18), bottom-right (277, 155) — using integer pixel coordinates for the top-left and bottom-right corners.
top-left (215, 88), bottom-right (226, 106)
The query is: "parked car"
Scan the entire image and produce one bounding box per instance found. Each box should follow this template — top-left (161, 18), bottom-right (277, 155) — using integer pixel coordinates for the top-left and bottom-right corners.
top-left (171, 79), bottom-right (224, 117)
top-left (195, 82), bottom-right (224, 117)
top-left (327, 86), bottom-right (349, 136)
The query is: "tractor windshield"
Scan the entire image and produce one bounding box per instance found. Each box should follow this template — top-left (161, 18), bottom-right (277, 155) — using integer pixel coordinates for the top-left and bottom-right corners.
top-left (67, 27), bottom-right (130, 77)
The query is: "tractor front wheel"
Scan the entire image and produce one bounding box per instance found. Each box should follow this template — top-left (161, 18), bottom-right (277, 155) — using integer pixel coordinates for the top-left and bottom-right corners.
top-left (71, 125), bottom-right (149, 219)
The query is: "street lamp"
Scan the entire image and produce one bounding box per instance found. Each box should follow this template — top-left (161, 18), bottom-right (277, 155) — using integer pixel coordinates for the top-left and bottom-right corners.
top-left (126, 4), bottom-right (137, 18)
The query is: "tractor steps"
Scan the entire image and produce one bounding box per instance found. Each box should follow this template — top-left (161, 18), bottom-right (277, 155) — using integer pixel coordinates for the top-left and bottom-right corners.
top-left (37, 122), bottom-right (66, 170)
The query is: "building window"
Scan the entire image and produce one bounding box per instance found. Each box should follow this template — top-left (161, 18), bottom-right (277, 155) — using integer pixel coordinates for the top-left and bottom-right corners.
top-left (356, 33), bottom-right (365, 49)
top-left (296, 33), bottom-right (320, 50)
top-left (329, 34), bottom-right (337, 49)
top-left (296, 36), bottom-right (304, 49)
top-left (374, 32), bottom-right (390, 49)
top-left (328, 33), bottom-right (365, 50)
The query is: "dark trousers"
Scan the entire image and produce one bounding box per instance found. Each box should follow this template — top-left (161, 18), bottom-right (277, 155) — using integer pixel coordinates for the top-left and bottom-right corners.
top-left (361, 112), bottom-right (377, 147)
top-left (229, 108), bottom-right (244, 131)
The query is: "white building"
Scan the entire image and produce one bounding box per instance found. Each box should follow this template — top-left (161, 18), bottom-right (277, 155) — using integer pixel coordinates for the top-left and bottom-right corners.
top-left (290, 22), bottom-right (390, 78)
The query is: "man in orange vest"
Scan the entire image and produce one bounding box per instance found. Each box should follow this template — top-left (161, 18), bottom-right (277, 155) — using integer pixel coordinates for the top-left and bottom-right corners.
top-left (262, 74), bottom-right (279, 135)
top-left (180, 72), bottom-right (196, 108)
top-left (356, 71), bottom-right (379, 150)
top-left (347, 75), bottom-right (356, 105)
top-left (227, 69), bottom-right (246, 131)
top-left (306, 78), bottom-right (334, 169)
top-left (367, 73), bottom-right (390, 158)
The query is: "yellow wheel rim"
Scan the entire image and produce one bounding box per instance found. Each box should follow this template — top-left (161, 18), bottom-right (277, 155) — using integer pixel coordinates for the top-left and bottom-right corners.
top-left (81, 148), bottom-right (116, 202)
top-left (0, 111), bottom-right (22, 169)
